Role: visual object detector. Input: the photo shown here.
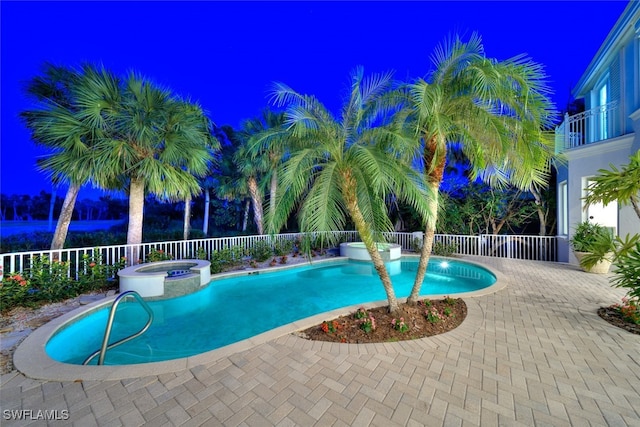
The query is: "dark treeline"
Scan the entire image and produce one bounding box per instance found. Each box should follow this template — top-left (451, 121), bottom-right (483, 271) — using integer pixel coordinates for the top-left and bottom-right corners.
top-left (1, 191), bottom-right (126, 222)
top-left (1, 190), bottom-right (251, 233)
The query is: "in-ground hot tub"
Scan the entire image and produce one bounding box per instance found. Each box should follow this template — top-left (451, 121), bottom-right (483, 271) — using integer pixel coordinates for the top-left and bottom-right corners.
top-left (118, 259), bottom-right (211, 299)
top-left (339, 242), bottom-right (402, 261)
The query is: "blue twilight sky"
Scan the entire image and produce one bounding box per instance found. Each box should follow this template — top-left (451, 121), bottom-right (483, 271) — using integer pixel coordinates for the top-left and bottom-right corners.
top-left (0, 1), bottom-right (630, 200)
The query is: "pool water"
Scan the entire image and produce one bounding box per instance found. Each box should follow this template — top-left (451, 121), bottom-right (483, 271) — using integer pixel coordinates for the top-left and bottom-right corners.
top-left (46, 258), bottom-right (495, 365)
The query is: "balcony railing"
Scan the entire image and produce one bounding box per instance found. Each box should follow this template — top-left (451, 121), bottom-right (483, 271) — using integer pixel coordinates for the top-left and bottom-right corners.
top-left (555, 101), bottom-right (621, 152)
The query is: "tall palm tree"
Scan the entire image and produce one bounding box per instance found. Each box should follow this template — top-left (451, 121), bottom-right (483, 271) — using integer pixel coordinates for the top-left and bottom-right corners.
top-left (266, 68), bottom-right (433, 314)
top-left (244, 108), bottom-right (292, 230)
top-left (21, 63), bottom-right (119, 250)
top-left (199, 175), bottom-right (217, 236)
top-left (90, 74), bottom-right (217, 255)
top-left (406, 34), bottom-right (557, 303)
top-left (232, 140), bottom-right (269, 234)
top-left (212, 126), bottom-right (252, 232)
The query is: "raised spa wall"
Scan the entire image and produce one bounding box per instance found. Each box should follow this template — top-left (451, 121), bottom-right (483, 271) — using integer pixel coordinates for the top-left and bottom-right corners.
top-left (339, 242), bottom-right (402, 262)
top-left (118, 259), bottom-right (211, 299)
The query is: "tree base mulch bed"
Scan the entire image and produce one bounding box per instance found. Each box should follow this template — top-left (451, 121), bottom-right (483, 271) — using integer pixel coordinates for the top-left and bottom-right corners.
top-left (598, 306), bottom-right (640, 335)
top-left (297, 298), bottom-right (467, 344)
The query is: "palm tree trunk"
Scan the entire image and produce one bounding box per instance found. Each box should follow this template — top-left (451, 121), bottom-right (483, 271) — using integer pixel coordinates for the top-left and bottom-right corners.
top-left (408, 135), bottom-right (446, 304)
top-left (342, 176), bottom-right (399, 314)
top-left (50, 183), bottom-right (80, 251)
top-left (408, 188), bottom-right (439, 304)
top-left (242, 199), bottom-right (250, 231)
top-left (202, 189), bottom-right (210, 236)
top-left (530, 186), bottom-right (547, 236)
top-left (248, 177), bottom-right (264, 234)
top-left (269, 169), bottom-right (278, 228)
top-left (183, 194), bottom-right (192, 240)
top-left (631, 195), bottom-right (640, 221)
top-left (48, 185), bottom-right (57, 232)
top-left (126, 178), bottom-right (145, 265)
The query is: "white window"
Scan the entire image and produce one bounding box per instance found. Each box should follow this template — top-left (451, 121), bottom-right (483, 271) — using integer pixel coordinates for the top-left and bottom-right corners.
top-left (558, 181), bottom-right (568, 235)
top-left (583, 177), bottom-right (618, 235)
top-left (598, 83), bottom-right (608, 140)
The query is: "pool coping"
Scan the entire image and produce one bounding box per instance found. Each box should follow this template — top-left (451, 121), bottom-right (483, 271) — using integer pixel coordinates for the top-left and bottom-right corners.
top-left (13, 256), bottom-right (506, 381)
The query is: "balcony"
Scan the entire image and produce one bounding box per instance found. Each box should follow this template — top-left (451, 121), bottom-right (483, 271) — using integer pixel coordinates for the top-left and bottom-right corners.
top-left (554, 101), bottom-right (621, 152)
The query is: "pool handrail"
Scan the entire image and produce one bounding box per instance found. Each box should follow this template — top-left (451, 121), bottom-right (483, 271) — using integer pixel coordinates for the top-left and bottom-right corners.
top-left (82, 290), bottom-right (154, 366)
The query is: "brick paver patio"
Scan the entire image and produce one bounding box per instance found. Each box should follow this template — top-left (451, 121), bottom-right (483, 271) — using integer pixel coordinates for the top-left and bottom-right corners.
top-left (1, 256), bottom-right (639, 426)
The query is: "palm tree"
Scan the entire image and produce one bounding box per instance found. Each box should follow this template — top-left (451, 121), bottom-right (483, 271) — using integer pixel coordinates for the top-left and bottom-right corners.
top-left (406, 34), bottom-right (557, 303)
top-left (90, 73), bottom-right (217, 255)
top-left (199, 175), bottom-right (217, 236)
top-left (21, 63), bottom-right (119, 250)
top-left (244, 108), bottom-right (292, 230)
top-left (211, 126), bottom-right (251, 232)
top-left (265, 67), bottom-right (433, 314)
top-left (232, 140), bottom-right (269, 234)
top-left (218, 115), bottom-right (284, 236)
top-left (584, 150), bottom-right (640, 221)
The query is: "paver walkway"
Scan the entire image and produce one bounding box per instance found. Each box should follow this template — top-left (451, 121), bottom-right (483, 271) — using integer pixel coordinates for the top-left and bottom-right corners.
top-left (1, 257), bottom-right (639, 426)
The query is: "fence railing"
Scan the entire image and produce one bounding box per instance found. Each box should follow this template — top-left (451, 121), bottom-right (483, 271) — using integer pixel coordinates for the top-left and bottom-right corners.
top-left (0, 231), bottom-right (558, 280)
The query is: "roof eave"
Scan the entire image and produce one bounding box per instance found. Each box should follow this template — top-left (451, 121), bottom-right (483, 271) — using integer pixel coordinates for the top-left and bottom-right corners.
top-left (572, 1), bottom-right (640, 99)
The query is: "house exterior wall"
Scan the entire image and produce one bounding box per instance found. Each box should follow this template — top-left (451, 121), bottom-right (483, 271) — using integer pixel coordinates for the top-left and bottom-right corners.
top-left (563, 134), bottom-right (637, 264)
top-left (557, 1), bottom-right (640, 265)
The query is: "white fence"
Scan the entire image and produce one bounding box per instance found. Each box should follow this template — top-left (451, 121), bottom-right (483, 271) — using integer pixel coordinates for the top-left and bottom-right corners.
top-left (1, 231), bottom-right (558, 279)
top-left (432, 234), bottom-right (558, 261)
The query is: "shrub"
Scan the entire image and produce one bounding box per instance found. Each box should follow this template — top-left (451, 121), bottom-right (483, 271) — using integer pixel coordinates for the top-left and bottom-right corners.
top-left (273, 239), bottom-right (294, 256)
top-left (615, 297), bottom-right (639, 325)
top-left (195, 247), bottom-right (208, 260)
top-left (391, 317), bottom-right (409, 333)
top-left (76, 249), bottom-right (125, 293)
top-left (570, 221), bottom-right (613, 253)
top-left (432, 241), bottom-right (458, 257)
top-left (0, 273), bottom-right (31, 309)
top-left (249, 240), bottom-right (273, 262)
top-left (0, 254), bottom-right (128, 312)
top-left (210, 246), bottom-right (245, 274)
top-left (26, 255), bottom-right (75, 302)
top-left (147, 248), bottom-right (172, 262)
top-left (611, 238), bottom-right (640, 301)
top-left (411, 237), bottom-right (423, 252)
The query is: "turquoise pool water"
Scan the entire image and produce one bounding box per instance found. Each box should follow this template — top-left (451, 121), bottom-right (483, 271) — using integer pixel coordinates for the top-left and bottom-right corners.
top-left (46, 258), bottom-right (496, 365)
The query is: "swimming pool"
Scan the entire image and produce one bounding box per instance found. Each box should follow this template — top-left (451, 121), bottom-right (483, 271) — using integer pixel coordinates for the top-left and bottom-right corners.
top-left (45, 257), bottom-right (496, 366)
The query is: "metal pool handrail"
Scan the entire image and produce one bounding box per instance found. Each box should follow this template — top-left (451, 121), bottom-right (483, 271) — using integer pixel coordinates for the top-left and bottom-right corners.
top-left (83, 290), bottom-right (154, 366)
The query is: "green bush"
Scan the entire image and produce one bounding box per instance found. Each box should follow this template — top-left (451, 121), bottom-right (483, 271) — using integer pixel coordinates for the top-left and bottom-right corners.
top-left (210, 246), bottom-right (245, 274)
top-left (147, 248), bottom-right (173, 262)
top-left (273, 239), bottom-right (294, 256)
top-left (611, 238), bottom-right (640, 301)
top-left (76, 249), bottom-right (125, 293)
top-left (570, 221), bottom-right (613, 253)
top-left (195, 247), bottom-right (208, 260)
top-left (298, 234), bottom-right (330, 256)
top-left (26, 255), bottom-right (75, 302)
top-left (432, 241), bottom-right (458, 257)
top-left (0, 254), bottom-right (127, 312)
top-left (0, 273), bottom-right (31, 309)
top-left (249, 240), bottom-right (273, 262)
top-left (411, 237), bottom-right (423, 252)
